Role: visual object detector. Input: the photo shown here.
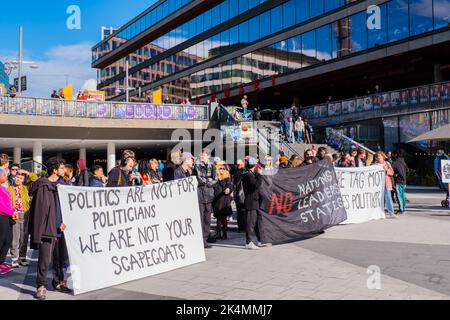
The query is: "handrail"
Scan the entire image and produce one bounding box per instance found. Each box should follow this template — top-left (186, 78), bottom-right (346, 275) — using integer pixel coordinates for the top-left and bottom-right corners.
top-left (326, 128), bottom-right (376, 155)
top-left (0, 95), bottom-right (209, 121)
top-left (218, 104), bottom-right (239, 125)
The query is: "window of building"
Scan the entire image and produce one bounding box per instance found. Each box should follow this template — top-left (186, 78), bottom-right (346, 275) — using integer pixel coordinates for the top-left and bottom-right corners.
top-left (296, 0), bottom-right (310, 24)
top-left (316, 24), bottom-right (332, 61)
top-left (302, 30), bottom-right (317, 66)
top-left (368, 3), bottom-right (387, 48)
top-left (434, 0), bottom-right (450, 29)
top-left (387, 0), bottom-right (409, 42)
top-left (310, 0), bottom-right (324, 18)
top-left (409, 0), bottom-right (433, 36)
top-left (349, 11), bottom-right (367, 53)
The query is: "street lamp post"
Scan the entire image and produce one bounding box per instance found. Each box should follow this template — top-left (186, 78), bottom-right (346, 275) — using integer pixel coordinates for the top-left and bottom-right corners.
top-left (126, 60), bottom-right (129, 102)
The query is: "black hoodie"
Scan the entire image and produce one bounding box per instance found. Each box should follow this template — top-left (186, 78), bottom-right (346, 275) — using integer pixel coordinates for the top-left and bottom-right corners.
top-left (28, 177), bottom-right (59, 249)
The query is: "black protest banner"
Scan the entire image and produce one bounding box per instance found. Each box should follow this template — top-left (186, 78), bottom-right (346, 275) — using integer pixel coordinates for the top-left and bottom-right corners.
top-left (259, 159), bottom-right (347, 244)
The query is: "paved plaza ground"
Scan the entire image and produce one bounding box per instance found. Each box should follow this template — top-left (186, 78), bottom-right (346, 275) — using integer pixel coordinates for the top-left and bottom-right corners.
top-left (1, 186), bottom-right (450, 300)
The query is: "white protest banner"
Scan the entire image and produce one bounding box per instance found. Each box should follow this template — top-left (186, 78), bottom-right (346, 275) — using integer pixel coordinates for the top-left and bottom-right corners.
top-left (58, 177), bottom-right (205, 295)
top-left (335, 165), bottom-right (385, 224)
top-left (441, 160), bottom-right (450, 183)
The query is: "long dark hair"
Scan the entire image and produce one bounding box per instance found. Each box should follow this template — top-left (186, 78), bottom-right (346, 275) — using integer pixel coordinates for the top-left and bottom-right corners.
top-left (138, 159), bottom-right (151, 176)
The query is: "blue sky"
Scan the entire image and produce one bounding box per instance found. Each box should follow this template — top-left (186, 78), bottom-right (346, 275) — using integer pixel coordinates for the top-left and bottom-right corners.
top-left (0, 0), bottom-right (156, 96)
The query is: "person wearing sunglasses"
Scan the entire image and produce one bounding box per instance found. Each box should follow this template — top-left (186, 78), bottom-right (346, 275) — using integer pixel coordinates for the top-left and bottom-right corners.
top-left (212, 163), bottom-right (233, 240)
top-left (8, 164), bottom-right (21, 185)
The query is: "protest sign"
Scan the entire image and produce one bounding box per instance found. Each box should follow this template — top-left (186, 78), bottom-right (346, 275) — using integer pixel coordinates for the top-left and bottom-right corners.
top-left (58, 177), bottom-right (205, 295)
top-left (441, 160), bottom-right (450, 183)
top-left (335, 165), bottom-right (385, 224)
top-left (258, 159), bottom-right (347, 244)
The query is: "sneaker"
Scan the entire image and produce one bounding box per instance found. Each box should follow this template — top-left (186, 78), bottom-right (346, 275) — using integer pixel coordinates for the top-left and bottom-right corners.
top-left (36, 286), bottom-right (47, 300)
top-left (0, 263), bottom-right (13, 275)
top-left (11, 260), bottom-right (20, 268)
top-left (245, 242), bottom-right (259, 250)
top-left (52, 280), bottom-right (73, 294)
top-left (19, 258), bottom-right (30, 267)
top-left (257, 242), bottom-right (273, 247)
top-left (386, 215), bottom-right (397, 219)
top-left (204, 244), bottom-right (212, 249)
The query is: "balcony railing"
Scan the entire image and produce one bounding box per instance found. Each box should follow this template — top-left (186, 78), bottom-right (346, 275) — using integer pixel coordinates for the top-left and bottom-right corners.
top-left (301, 81), bottom-right (450, 120)
top-left (0, 95), bottom-right (210, 121)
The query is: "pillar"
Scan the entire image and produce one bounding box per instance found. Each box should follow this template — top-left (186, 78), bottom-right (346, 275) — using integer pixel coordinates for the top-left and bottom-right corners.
top-left (107, 142), bottom-right (116, 173)
top-left (13, 147), bottom-right (21, 164)
top-left (33, 141), bottom-right (43, 173)
top-left (79, 148), bottom-right (86, 161)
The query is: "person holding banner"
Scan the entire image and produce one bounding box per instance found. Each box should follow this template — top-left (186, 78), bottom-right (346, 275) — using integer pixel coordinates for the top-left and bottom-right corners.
top-left (193, 149), bottom-right (218, 249)
top-left (29, 157), bottom-right (72, 299)
top-left (375, 152), bottom-right (396, 218)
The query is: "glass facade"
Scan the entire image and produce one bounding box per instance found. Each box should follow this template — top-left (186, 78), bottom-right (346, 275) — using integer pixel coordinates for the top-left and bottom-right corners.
top-left (95, 0), bottom-right (449, 102)
top-left (93, 0), bottom-right (195, 62)
top-left (96, 0), bottom-right (360, 100)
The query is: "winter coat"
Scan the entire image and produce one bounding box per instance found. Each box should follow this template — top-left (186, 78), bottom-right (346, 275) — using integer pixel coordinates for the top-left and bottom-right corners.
top-left (106, 167), bottom-right (130, 187)
top-left (193, 162), bottom-right (218, 204)
top-left (28, 178), bottom-right (59, 248)
top-left (0, 185), bottom-right (14, 217)
top-left (242, 170), bottom-right (262, 210)
top-left (89, 176), bottom-right (105, 187)
top-left (162, 162), bottom-right (177, 182)
top-left (392, 157), bottom-right (408, 185)
top-left (213, 178), bottom-right (233, 217)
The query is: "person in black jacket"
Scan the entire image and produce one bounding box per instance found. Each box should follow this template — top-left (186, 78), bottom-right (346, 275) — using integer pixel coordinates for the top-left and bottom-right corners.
top-left (174, 152), bottom-right (194, 180)
top-left (242, 157), bottom-right (264, 250)
top-left (106, 156), bottom-right (135, 187)
top-left (29, 157), bottom-right (72, 300)
top-left (213, 162), bottom-right (233, 240)
top-left (162, 150), bottom-right (181, 182)
top-left (193, 149), bottom-right (218, 249)
top-left (232, 160), bottom-right (247, 232)
top-left (392, 152), bottom-right (408, 214)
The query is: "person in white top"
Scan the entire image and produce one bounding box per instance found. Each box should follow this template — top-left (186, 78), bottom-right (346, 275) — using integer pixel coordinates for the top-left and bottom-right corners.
top-left (294, 117), bottom-right (305, 144)
top-left (241, 95), bottom-right (248, 119)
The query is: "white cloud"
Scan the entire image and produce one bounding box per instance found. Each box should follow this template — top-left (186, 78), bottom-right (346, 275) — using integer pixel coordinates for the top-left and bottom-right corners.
top-left (1, 42), bottom-right (97, 98)
top-left (81, 78), bottom-right (97, 91)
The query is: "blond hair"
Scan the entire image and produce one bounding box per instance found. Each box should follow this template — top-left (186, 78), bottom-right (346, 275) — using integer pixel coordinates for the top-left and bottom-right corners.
top-left (216, 162), bottom-right (230, 181)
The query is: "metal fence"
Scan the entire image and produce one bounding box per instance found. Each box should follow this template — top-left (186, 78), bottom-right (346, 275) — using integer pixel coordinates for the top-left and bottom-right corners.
top-left (0, 95), bottom-right (210, 121)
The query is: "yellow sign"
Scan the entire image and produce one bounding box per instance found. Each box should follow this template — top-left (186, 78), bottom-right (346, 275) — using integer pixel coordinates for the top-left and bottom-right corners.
top-left (152, 89), bottom-right (162, 104)
top-left (0, 84), bottom-right (5, 95)
top-left (60, 84), bottom-right (73, 100)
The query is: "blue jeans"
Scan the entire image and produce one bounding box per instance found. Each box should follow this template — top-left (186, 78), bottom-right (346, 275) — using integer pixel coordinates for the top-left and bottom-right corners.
top-left (384, 187), bottom-right (394, 216)
top-left (295, 131), bottom-right (303, 144)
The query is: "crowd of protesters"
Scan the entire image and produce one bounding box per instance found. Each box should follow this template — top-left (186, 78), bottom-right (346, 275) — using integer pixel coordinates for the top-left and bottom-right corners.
top-left (0, 143), bottom-right (412, 299)
top-left (279, 106), bottom-right (314, 144)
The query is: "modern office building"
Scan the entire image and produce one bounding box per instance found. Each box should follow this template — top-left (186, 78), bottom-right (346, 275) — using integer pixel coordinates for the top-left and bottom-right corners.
top-left (92, 0), bottom-right (450, 152)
